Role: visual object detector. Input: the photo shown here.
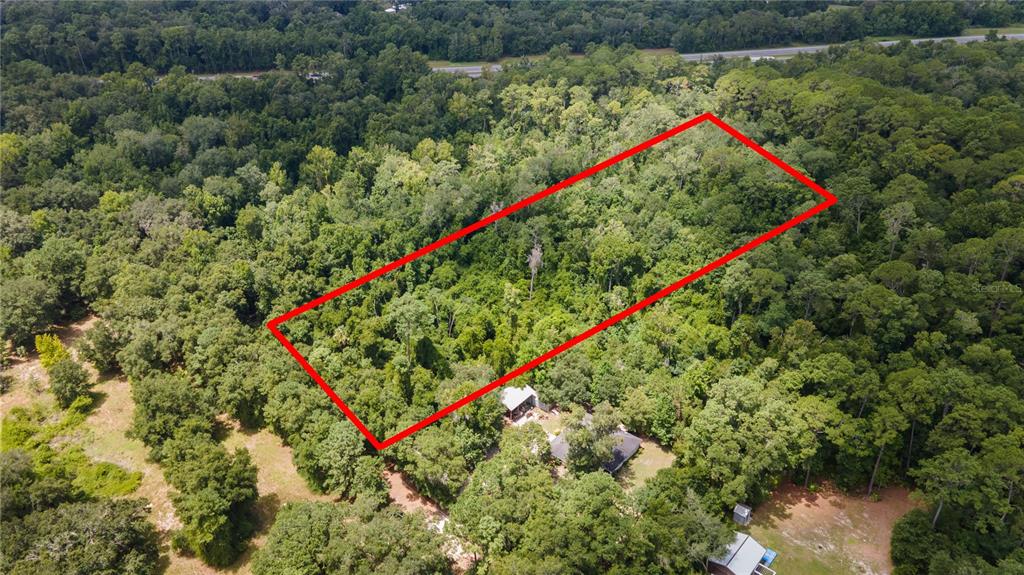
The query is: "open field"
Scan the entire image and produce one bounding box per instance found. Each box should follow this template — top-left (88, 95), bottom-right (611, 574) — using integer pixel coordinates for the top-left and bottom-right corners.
top-left (83, 378), bottom-right (227, 575)
top-left (83, 377), bottom-right (181, 534)
top-left (4, 319), bottom-right (213, 574)
top-left (205, 421), bottom-right (332, 575)
top-left (223, 423), bottom-right (330, 506)
top-left (747, 483), bottom-right (918, 575)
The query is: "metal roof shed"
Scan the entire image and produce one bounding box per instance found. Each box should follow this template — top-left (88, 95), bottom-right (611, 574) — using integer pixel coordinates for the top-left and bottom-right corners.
top-left (733, 503), bottom-right (753, 526)
top-left (603, 431), bottom-right (641, 474)
top-left (709, 532), bottom-right (775, 575)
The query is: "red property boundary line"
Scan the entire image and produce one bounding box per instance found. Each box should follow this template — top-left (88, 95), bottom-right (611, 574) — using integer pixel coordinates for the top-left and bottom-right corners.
top-left (267, 112), bottom-right (837, 450)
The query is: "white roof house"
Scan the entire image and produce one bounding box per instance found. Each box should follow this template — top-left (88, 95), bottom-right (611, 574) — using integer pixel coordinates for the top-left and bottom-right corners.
top-left (709, 532), bottom-right (774, 575)
top-left (499, 385), bottom-right (538, 413)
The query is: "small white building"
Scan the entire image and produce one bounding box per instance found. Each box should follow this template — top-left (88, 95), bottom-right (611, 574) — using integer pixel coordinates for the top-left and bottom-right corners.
top-left (733, 503), bottom-right (753, 526)
top-left (499, 385), bottom-right (538, 420)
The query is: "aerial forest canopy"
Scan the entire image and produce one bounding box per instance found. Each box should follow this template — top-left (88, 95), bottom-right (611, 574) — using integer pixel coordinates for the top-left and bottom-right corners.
top-left (1, 2), bottom-right (1024, 575)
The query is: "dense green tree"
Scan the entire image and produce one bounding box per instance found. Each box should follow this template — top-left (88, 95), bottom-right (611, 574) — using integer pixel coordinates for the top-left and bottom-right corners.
top-left (129, 373), bottom-right (214, 451)
top-left (637, 468), bottom-right (735, 573)
top-left (161, 431), bottom-right (259, 567)
top-left (292, 417), bottom-right (386, 499)
top-left (0, 277), bottom-right (59, 346)
top-left (47, 357), bottom-right (91, 409)
top-left (0, 499), bottom-right (158, 575)
top-left (1, 1), bottom-right (992, 75)
top-left (564, 402), bottom-right (621, 474)
top-left (79, 320), bottom-right (121, 373)
top-left (252, 499), bottom-right (451, 575)
top-left (450, 424), bottom-right (555, 562)
top-left (677, 373), bottom-right (816, 509)
top-left (0, 449), bottom-right (43, 520)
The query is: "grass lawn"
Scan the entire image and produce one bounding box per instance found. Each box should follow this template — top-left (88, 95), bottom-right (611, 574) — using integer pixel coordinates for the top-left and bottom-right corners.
top-left (223, 424), bottom-right (329, 505)
top-left (963, 26), bottom-right (1024, 35)
top-left (616, 437), bottom-right (675, 491)
top-left (535, 408), bottom-right (565, 436)
top-left (746, 483), bottom-right (918, 575)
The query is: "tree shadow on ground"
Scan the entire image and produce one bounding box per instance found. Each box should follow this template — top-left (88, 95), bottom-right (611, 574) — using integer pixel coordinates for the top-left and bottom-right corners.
top-left (754, 482), bottom-right (810, 529)
top-left (225, 493), bottom-right (283, 573)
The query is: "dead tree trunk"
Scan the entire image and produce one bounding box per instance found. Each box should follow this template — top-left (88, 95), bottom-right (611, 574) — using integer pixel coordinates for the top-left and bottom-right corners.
top-left (868, 445), bottom-right (884, 497)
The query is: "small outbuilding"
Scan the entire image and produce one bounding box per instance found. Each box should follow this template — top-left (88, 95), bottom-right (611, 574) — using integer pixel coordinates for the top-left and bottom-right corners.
top-left (709, 532), bottom-right (776, 575)
top-left (499, 385), bottom-right (538, 420)
top-left (733, 503), bottom-right (753, 526)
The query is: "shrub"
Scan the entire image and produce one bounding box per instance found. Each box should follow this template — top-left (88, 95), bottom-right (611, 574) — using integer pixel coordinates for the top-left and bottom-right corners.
top-left (35, 333), bottom-right (69, 369)
top-left (1, 499), bottom-right (159, 574)
top-left (48, 357), bottom-right (91, 408)
top-left (79, 321), bottom-right (121, 373)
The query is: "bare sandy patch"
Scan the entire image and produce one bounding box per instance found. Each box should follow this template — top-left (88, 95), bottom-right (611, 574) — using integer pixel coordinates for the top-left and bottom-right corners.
top-left (385, 468), bottom-right (444, 519)
top-left (748, 482), bottom-right (919, 575)
top-left (385, 468), bottom-right (475, 573)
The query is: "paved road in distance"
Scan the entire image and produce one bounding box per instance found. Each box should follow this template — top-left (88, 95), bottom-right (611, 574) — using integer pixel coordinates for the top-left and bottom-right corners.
top-left (432, 33), bottom-right (1024, 77)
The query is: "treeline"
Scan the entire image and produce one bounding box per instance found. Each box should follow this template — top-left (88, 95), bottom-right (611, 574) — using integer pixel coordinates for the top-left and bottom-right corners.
top-left (2, 1), bottom-right (1023, 74)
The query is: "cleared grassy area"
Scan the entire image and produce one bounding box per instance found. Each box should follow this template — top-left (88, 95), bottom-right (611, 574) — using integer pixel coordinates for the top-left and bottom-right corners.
top-left (223, 424), bottom-right (330, 505)
top-left (617, 437), bottom-right (675, 491)
top-left (82, 377), bottom-right (205, 573)
top-left (963, 26), bottom-right (1024, 35)
top-left (746, 483), bottom-right (918, 575)
top-left (535, 408), bottom-right (565, 436)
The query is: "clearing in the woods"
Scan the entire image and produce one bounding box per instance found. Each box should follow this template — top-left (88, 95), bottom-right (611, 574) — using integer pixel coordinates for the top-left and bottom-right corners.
top-left (747, 483), bottom-right (919, 575)
top-left (1, 317), bottom-right (326, 575)
top-left (617, 437), bottom-right (676, 491)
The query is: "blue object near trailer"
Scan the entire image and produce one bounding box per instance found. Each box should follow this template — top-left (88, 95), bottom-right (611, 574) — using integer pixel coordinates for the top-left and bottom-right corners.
top-left (761, 548), bottom-right (778, 566)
